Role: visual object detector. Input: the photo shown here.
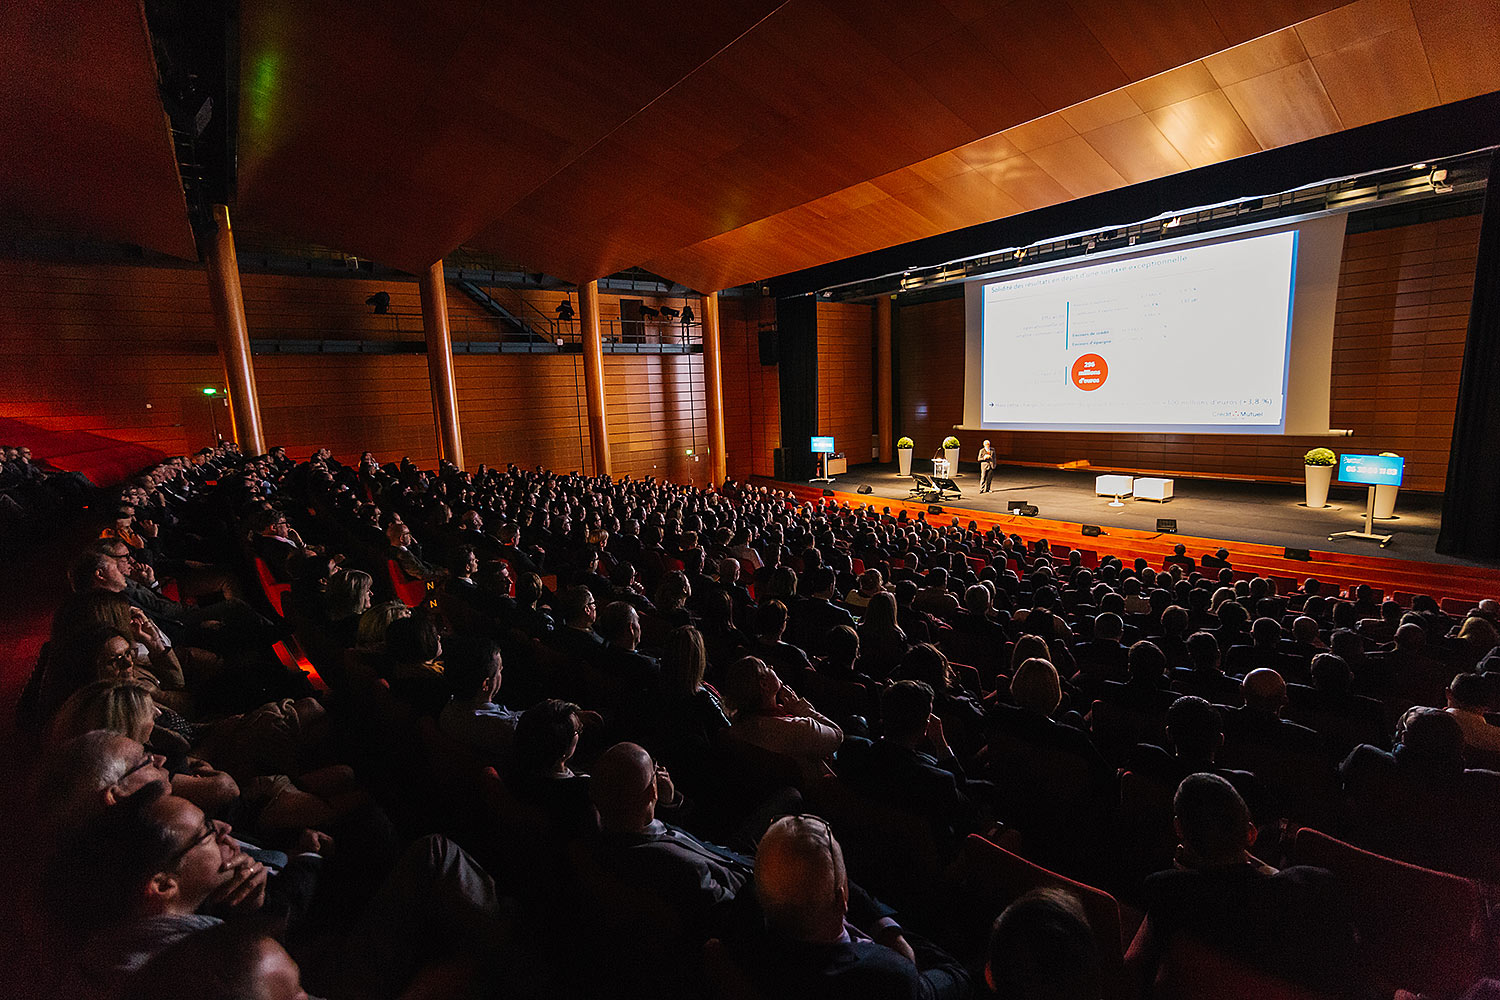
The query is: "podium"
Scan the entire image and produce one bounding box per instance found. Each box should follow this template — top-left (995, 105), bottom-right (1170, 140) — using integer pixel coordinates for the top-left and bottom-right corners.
top-left (1328, 454), bottom-right (1401, 548)
top-left (932, 458), bottom-right (950, 478)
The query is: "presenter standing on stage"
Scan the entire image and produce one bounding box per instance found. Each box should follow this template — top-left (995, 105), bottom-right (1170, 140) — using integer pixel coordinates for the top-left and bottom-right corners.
top-left (978, 439), bottom-right (996, 493)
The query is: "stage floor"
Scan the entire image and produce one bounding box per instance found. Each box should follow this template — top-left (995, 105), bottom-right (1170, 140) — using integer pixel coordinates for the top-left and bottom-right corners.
top-left (810, 463), bottom-right (1497, 570)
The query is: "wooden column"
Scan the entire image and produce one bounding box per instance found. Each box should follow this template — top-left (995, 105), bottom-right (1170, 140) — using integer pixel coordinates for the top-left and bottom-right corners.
top-left (204, 205), bottom-right (265, 455)
top-left (419, 260), bottom-right (464, 470)
top-left (876, 294), bottom-right (893, 463)
top-left (578, 279), bottom-right (611, 476)
top-left (701, 292), bottom-right (727, 486)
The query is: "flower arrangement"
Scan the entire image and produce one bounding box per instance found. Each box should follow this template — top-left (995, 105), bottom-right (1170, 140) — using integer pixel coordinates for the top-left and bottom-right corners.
top-left (942, 436), bottom-right (961, 449)
top-left (897, 437), bottom-right (914, 450)
top-left (1303, 447), bottom-right (1336, 466)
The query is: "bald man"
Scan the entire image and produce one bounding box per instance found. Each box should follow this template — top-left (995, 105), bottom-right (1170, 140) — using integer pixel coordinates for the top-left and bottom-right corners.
top-left (586, 742), bottom-right (752, 930)
top-left (1221, 668), bottom-right (1319, 757)
top-left (726, 815), bottom-right (970, 1000)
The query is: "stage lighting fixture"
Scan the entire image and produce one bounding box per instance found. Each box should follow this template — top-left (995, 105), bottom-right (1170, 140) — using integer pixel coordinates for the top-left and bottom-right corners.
top-left (1284, 547), bottom-right (1313, 561)
top-left (659, 306), bottom-right (680, 319)
top-left (856, 485), bottom-right (873, 495)
top-left (1157, 518), bottom-right (1178, 534)
top-left (928, 505), bottom-right (943, 515)
top-left (1081, 524), bottom-right (1102, 537)
top-left (366, 291), bottom-right (391, 314)
top-left (823, 489), bottom-right (835, 497)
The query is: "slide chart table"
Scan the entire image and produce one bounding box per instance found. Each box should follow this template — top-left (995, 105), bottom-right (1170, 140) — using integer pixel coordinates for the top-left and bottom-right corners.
top-left (1328, 454), bottom-right (1402, 548)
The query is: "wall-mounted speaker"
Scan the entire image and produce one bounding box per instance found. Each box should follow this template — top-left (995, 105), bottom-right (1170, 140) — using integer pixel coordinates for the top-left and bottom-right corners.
top-left (1157, 519), bottom-right (1177, 534)
top-left (1284, 547), bottom-right (1312, 561)
top-left (856, 484), bottom-right (873, 495)
top-left (1081, 524), bottom-right (1103, 537)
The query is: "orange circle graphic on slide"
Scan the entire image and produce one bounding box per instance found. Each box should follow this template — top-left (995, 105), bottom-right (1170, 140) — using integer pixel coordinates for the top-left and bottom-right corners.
top-left (1071, 353), bottom-right (1108, 391)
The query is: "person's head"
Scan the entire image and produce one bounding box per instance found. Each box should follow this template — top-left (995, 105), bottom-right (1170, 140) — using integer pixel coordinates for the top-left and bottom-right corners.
top-left (1173, 773), bottom-right (1255, 868)
top-left (356, 601), bottom-right (410, 649)
top-left (858, 568), bottom-right (884, 595)
top-left (590, 742), bottom-right (660, 833)
top-left (862, 591), bottom-right (901, 633)
top-left (1093, 612), bottom-right (1123, 642)
top-left (442, 635), bottom-right (503, 701)
top-left (511, 699), bottom-right (581, 777)
top-left (385, 614), bottom-right (440, 666)
top-left (1164, 696), bottom-right (1224, 763)
top-left (985, 888), bottom-right (1101, 1000)
top-left (881, 680), bottom-right (935, 744)
top-left (450, 545), bottom-right (480, 579)
top-left (654, 570), bottom-right (691, 611)
top-left (900, 642), bottom-right (955, 693)
top-left (70, 548), bottom-right (127, 593)
top-left (596, 601), bottom-right (641, 650)
top-left (1011, 658), bottom-right (1062, 715)
top-left (1127, 641), bottom-right (1168, 685)
top-left (44, 786), bottom-right (242, 937)
top-left (561, 585), bottom-right (597, 628)
top-left (756, 599), bottom-right (789, 640)
top-left (1240, 668), bottom-right (1288, 714)
top-left (325, 569), bottom-right (373, 620)
top-left (1159, 606), bottom-right (1188, 639)
top-left (1217, 601), bottom-right (1248, 630)
top-left (721, 656), bottom-right (781, 717)
top-left (35, 730), bottom-right (169, 837)
top-left (809, 566), bottom-right (836, 599)
top-left (385, 522), bottom-right (414, 547)
top-left (122, 924), bottom-right (309, 1000)
top-left (1393, 707), bottom-right (1465, 773)
top-left (660, 626), bottom-right (707, 696)
top-left (49, 678), bottom-right (156, 745)
top-left (1310, 653), bottom-right (1352, 695)
top-left (1448, 671), bottom-right (1491, 712)
top-left (1251, 617), bottom-right (1283, 647)
top-left (254, 509), bottom-right (291, 539)
top-left (1457, 616), bottom-right (1500, 649)
top-left (755, 815), bottom-right (848, 943)
top-left (1291, 616), bottom-right (1320, 645)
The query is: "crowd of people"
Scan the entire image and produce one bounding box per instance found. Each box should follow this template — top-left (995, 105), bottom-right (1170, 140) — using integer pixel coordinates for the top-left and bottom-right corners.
top-left (11, 442), bottom-right (1500, 1000)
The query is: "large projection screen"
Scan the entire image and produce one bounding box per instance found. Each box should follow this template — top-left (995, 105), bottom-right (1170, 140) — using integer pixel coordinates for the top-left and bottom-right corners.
top-left (960, 214), bottom-right (1347, 435)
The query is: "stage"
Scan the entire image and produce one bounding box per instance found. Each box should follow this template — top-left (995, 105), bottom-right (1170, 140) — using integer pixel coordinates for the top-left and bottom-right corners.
top-left (786, 462), bottom-right (1499, 573)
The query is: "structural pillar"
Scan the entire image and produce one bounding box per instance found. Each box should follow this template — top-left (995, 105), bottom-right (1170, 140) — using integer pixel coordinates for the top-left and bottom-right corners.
top-left (418, 260), bottom-right (464, 470)
top-left (203, 205), bottom-right (266, 455)
top-left (578, 279), bottom-right (612, 476)
top-left (876, 294), bottom-right (893, 463)
top-left (701, 292), bottom-right (728, 487)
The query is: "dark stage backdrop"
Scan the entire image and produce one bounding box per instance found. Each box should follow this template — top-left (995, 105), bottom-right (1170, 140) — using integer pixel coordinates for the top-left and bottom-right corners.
top-left (776, 296), bottom-right (818, 482)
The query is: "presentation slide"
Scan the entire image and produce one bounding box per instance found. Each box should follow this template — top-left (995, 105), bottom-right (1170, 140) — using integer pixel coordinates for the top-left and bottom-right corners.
top-left (977, 229), bottom-right (1299, 433)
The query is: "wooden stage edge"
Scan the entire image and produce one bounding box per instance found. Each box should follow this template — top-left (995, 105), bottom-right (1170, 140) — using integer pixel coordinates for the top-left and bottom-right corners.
top-left (750, 477), bottom-right (1500, 607)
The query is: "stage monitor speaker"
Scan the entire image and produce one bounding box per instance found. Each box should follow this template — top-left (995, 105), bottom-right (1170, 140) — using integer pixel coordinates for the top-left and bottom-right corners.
top-left (1014, 504), bottom-right (1039, 517)
top-left (1006, 499), bottom-right (1029, 512)
top-left (758, 329), bottom-right (779, 365)
top-left (1284, 547), bottom-right (1312, 561)
top-left (1081, 524), bottom-right (1102, 537)
top-left (856, 484), bottom-right (873, 495)
top-left (1157, 518), bottom-right (1178, 534)
top-left (928, 505), bottom-right (943, 515)
top-left (822, 489), bottom-right (835, 497)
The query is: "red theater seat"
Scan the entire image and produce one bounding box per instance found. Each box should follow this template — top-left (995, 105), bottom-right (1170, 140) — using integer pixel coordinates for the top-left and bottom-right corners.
top-left (254, 557), bottom-right (292, 617)
top-left (387, 559), bottom-right (428, 608)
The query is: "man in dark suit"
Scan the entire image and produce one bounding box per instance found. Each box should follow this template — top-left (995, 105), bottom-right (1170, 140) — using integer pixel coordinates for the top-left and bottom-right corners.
top-left (1224, 617), bottom-right (1305, 684)
top-left (726, 814), bottom-right (971, 1000)
top-left (977, 440), bottom-right (996, 493)
top-left (789, 566), bottom-right (856, 655)
top-left (843, 681), bottom-right (976, 844)
top-left (1162, 543), bottom-right (1195, 573)
top-left (1221, 669), bottom-right (1320, 757)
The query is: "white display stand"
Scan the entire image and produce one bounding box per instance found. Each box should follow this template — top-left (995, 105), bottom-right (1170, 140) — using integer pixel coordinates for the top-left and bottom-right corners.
top-left (1135, 478), bottom-right (1174, 502)
top-left (932, 458), bottom-right (950, 478)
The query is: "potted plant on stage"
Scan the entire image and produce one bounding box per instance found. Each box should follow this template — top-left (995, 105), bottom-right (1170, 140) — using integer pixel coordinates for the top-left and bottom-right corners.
top-left (1303, 447), bottom-right (1336, 508)
top-left (897, 436), bottom-right (914, 477)
top-left (943, 435), bottom-right (961, 475)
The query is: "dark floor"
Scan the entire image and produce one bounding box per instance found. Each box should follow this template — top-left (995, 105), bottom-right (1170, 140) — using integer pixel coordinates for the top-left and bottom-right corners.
top-left (814, 462), bottom-right (1498, 570)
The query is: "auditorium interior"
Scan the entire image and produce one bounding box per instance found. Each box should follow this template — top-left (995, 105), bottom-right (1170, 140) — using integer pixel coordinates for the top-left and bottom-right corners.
top-left (3, 2), bottom-right (1500, 999)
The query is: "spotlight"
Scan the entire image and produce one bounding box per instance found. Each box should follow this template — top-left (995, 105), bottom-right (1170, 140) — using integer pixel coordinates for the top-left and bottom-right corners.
top-left (659, 306), bottom-right (680, 319)
top-left (365, 291), bottom-right (391, 314)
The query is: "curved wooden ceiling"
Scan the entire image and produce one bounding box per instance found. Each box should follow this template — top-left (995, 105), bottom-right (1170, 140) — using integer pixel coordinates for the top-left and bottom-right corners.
top-left (2, 0), bottom-right (1496, 291)
top-left (0, 0), bottom-right (195, 260)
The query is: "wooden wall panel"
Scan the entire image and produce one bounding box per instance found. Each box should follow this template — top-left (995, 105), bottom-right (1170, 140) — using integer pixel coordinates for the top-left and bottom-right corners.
top-left (816, 301), bottom-right (875, 464)
top-left (0, 259), bottom-right (223, 456)
top-left (603, 353), bottom-right (709, 485)
top-left (455, 354), bottom-right (591, 474)
top-left (720, 294), bottom-right (779, 480)
top-left (895, 213), bottom-right (1481, 492)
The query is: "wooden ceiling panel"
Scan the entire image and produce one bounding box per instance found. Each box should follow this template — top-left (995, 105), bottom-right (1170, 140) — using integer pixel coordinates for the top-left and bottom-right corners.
top-left (974, 154), bottom-right (1077, 212)
top-left (1309, 24), bottom-right (1439, 128)
top-left (1222, 61), bottom-right (1344, 149)
top-left (1294, 0), bottom-right (1415, 57)
top-left (1126, 62), bottom-right (1221, 112)
top-left (0, 0), bottom-right (195, 259)
top-left (969, 4), bottom-right (1133, 112)
top-left (1083, 116), bottom-right (1192, 184)
top-left (1060, 89), bottom-right (1144, 134)
top-left (1202, 27), bottom-right (1310, 87)
top-left (1003, 114), bottom-right (1078, 154)
top-left (1027, 136), bottom-right (1129, 199)
top-left (1147, 90), bottom-right (1263, 168)
top-left (1200, 0), bottom-right (1350, 46)
top-left (896, 31), bottom-right (1048, 137)
top-left (1411, 3), bottom-right (1500, 103)
top-left (1065, 0), bottom-right (1227, 82)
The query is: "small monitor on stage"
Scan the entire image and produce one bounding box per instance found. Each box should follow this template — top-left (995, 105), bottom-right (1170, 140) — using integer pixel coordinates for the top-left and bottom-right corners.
top-left (1338, 453), bottom-right (1403, 487)
top-left (1157, 518), bottom-right (1177, 534)
top-left (811, 436), bottom-right (835, 455)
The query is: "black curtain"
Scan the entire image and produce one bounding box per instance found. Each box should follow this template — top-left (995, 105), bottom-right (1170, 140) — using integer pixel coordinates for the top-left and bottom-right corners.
top-left (777, 296), bottom-right (818, 482)
top-left (1437, 154), bottom-right (1500, 558)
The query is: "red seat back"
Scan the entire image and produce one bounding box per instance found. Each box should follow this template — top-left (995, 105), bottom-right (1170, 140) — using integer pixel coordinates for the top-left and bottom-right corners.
top-left (254, 557), bottom-right (292, 617)
top-left (1151, 935), bottom-right (1341, 1000)
top-left (386, 558), bottom-right (428, 608)
top-left (1289, 827), bottom-right (1491, 997)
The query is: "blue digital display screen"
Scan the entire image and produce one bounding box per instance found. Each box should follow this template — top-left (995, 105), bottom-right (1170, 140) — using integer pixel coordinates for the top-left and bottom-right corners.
top-left (811, 436), bottom-right (835, 454)
top-left (1339, 453), bottom-right (1403, 487)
